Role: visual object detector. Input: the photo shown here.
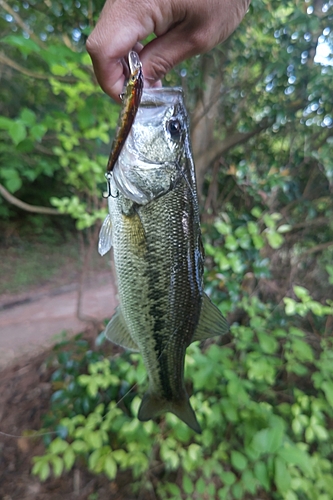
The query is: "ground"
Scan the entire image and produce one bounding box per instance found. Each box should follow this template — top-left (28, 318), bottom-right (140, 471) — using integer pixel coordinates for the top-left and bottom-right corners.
top-left (0, 332), bottom-right (141, 500)
top-left (0, 236), bottom-right (140, 499)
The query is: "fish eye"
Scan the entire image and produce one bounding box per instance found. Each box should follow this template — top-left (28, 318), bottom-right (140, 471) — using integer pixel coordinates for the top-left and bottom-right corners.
top-left (167, 119), bottom-right (182, 140)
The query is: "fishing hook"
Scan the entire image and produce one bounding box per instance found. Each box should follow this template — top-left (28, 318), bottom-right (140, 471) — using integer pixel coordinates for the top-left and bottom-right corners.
top-left (102, 172), bottom-right (119, 199)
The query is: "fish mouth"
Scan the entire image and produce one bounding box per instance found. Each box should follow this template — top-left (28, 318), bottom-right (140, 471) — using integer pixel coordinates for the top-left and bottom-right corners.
top-left (112, 87), bottom-right (186, 204)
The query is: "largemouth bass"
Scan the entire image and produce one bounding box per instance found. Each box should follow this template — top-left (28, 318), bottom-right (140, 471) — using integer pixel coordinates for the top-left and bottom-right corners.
top-left (99, 87), bottom-right (229, 434)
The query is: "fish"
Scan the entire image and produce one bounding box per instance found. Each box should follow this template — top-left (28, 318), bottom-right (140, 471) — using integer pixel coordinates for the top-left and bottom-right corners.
top-left (106, 51), bottom-right (143, 172)
top-left (99, 86), bottom-right (229, 434)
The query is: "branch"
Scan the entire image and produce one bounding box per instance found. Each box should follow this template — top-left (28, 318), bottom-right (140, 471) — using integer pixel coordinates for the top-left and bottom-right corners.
top-left (291, 217), bottom-right (329, 231)
top-left (196, 121), bottom-right (270, 167)
top-left (0, 52), bottom-right (77, 83)
top-left (0, 0), bottom-right (43, 47)
top-left (301, 241), bottom-right (333, 256)
top-left (0, 183), bottom-right (61, 215)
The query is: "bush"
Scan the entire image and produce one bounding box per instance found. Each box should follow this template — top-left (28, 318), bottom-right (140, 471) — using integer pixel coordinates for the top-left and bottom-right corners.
top-left (32, 216), bottom-right (333, 500)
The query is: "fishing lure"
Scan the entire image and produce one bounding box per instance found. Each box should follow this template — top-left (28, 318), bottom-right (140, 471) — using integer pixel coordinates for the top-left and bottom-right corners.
top-left (106, 51), bottom-right (143, 173)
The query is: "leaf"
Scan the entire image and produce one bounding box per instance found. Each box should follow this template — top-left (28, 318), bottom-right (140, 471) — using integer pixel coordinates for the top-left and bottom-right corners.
top-left (2, 170), bottom-right (22, 193)
top-left (291, 338), bottom-right (314, 363)
top-left (221, 471), bottom-right (236, 486)
top-left (277, 446), bottom-right (312, 476)
top-left (232, 482), bottom-right (244, 500)
top-left (51, 64), bottom-right (70, 76)
top-left (0, 116), bottom-right (13, 129)
top-left (231, 450), bottom-right (248, 471)
top-left (266, 230), bottom-right (284, 249)
top-left (51, 455), bottom-right (64, 477)
top-left (293, 286), bottom-right (311, 302)
top-left (257, 331), bottom-right (278, 354)
top-left (104, 455), bottom-right (117, 480)
top-left (251, 423), bottom-right (283, 455)
top-left (251, 207), bottom-right (262, 218)
top-left (254, 461), bottom-right (270, 491)
top-left (30, 124), bottom-right (47, 141)
top-left (8, 121), bottom-right (26, 145)
top-left (89, 449), bottom-right (102, 470)
top-left (20, 108), bottom-right (36, 126)
top-left (247, 221), bottom-right (259, 235)
top-left (165, 483), bottom-right (181, 496)
top-left (39, 462), bottom-right (51, 482)
top-left (195, 478), bottom-right (206, 494)
top-left (241, 469), bottom-right (257, 494)
top-left (274, 456), bottom-right (291, 494)
top-left (85, 430), bottom-right (103, 449)
top-left (215, 220), bottom-right (231, 235)
top-left (49, 437), bottom-right (68, 454)
top-left (263, 213), bottom-right (276, 229)
top-left (322, 381), bottom-right (333, 409)
top-left (1, 35), bottom-right (41, 55)
top-left (252, 234), bottom-right (265, 249)
top-left (183, 474), bottom-right (194, 495)
top-left (63, 446), bottom-right (75, 471)
top-left (225, 234), bottom-right (239, 251)
top-left (277, 224), bottom-right (292, 233)
top-left (284, 297), bottom-right (297, 316)
top-left (71, 440), bottom-right (88, 453)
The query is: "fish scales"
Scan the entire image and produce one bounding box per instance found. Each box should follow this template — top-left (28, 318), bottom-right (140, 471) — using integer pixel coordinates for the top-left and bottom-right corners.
top-left (99, 86), bottom-right (229, 433)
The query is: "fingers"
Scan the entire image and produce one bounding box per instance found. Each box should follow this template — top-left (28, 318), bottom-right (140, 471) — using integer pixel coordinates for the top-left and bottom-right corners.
top-left (139, 23), bottom-right (208, 84)
top-left (140, 0), bottom-right (251, 83)
top-left (86, 1), bottom-right (154, 100)
top-left (86, 0), bottom-right (251, 100)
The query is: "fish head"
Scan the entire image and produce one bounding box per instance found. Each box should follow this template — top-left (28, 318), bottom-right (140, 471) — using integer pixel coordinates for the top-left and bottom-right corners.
top-left (113, 88), bottom-right (190, 205)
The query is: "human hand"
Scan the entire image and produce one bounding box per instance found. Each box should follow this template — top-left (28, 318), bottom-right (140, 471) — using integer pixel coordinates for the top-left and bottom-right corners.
top-left (86, 0), bottom-right (251, 101)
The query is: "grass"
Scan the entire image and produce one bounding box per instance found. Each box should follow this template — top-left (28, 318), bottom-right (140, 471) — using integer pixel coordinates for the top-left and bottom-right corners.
top-left (0, 234), bottom-right (110, 296)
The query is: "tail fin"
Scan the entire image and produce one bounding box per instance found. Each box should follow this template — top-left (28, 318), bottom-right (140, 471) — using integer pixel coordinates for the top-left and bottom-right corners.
top-left (137, 392), bottom-right (202, 434)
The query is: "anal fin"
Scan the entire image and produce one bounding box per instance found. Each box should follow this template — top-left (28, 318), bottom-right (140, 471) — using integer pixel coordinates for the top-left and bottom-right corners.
top-left (192, 292), bottom-right (229, 343)
top-left (104, 307), bottom-right (139, 352)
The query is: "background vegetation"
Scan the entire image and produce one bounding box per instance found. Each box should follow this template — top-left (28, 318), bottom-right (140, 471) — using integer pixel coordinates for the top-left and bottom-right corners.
top-left (0, 0), bottom-right (333, 498)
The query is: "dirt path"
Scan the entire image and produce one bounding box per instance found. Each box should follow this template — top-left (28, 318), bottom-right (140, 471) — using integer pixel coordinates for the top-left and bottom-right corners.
top-left (0, 272), bottom-right (118, 371)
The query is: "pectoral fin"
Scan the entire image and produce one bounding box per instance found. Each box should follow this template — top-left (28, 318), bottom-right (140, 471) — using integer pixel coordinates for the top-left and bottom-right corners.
top-left (98, 213), bottom-right (113, 256)
top-left (104, 307), bottom-right (139, 352)
top-left (192, 292), bottom-right (229, 343)
top-left (138, 392), bottom-right (202, 434)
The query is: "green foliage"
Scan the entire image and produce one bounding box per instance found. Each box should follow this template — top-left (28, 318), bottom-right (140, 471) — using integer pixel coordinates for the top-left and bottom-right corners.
top-left (0, 3), bottom-right (114, 226)
top-left (33, 247), bottom-right (333, 499)
top-left (2, 1), bottom-right (332, 498)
